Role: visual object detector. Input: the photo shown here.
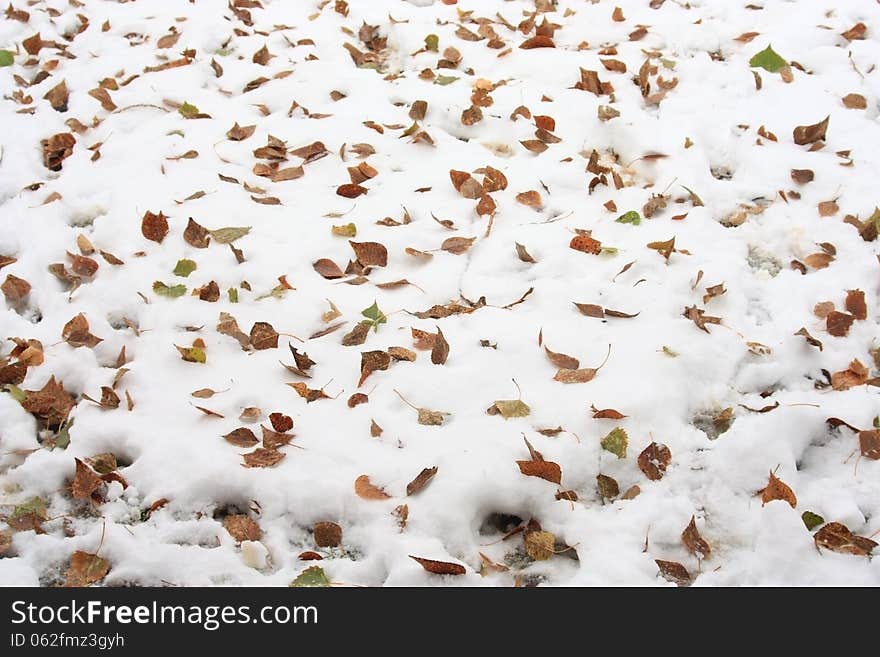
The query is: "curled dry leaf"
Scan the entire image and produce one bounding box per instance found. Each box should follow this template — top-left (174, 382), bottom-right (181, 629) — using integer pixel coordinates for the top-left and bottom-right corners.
top-left (441, 236), bottom-right (476, 255)
top-left (72, 458), bottom-right (103, 500)
top-left (431, 327), bottom-right (449, 365)
top-left (826, 311), bottom-right (854, 337)
top-left (406, 466), bottom-right (438, 496)
top-left (409, 555), bottom-right (466, 576)
top-left (64, 551), bottom-right (110, 587)
top-left (793, 116), bottom-right (829, 146)
top-left (831, 359), bottom-right (868, 391)
top-left (62, 313), bottom-right (102, 348)
top-left (681, 516), bottom-right (711, 559)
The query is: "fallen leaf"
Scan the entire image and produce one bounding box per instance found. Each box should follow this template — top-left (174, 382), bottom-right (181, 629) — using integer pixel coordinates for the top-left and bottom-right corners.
top-left (761, 471), bottom-right (797, 507)
top-left (681, 516), bottom-right (711, 559)
top-left (637, 442), bottom-right (671, 480)
top-left (814, 522), bottom-right (876, 556)
top-left (355, 474), bottom-right (390, 500)
top-left (64, 551), bottom-right (110, 587)
top-left (793, 116), bottom-right (829, 146)
top-left (241, 447), bottom-right (284, 468)
top-left (656, 560), bottom-right (691, 586)
top-left (223, 515), bottom-right (262, 542)
top-left (601, 427), bottom-right (628, 459)
top-left (314, 521), bottom-right (342, 548)
top-left (410, 555), bottom-right (466, 575)
top-left (406, 466), bottom-right (438, 496)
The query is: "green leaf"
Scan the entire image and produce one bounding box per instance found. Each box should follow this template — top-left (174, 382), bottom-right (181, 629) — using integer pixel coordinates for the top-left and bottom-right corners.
top-left (12, 497), bottom-right (47, 521)
top-left (661, 345), bottom-right (678, 358)
top-left (331, 223), bottom-right (357, 237)
top-left (0, 50), bottom-right (14, 67)
top-left (802, 511), bottom-right (824, 531)
top-left (179, 102), bottom-right (201, 118)
top-left (173, 259), bottom-right (197, 277)
top-left (425, 34), bottom-right (439, 52)
top-left (209, 226), bottom-right (251, 243)
top-left (4, 384), bottom-right (25, 402)
top-left (153, 281), bottom-right (187, 298)
top-left (600, 246), bottom-right (619, 255)
top-left (616, 211), bottom-right (641, 225)
top-left (55, 417), bottom-right (74, 449)
top-left (434, 75), bottom-right (458, 86)
top-left (290, 566), bottom-right (330, 587)
top-left (228, 287), bottom-right (238, 303)
top-left (493, 399), bottom-right (531, 418)
top-left (874, 415), bottom-right (880, 429)
top-left (601, 427), bottom-right (628, 459)
top-left (749, 45), bottom-right (787, 73)
top-left (361, 300), bottom-right (387, 331)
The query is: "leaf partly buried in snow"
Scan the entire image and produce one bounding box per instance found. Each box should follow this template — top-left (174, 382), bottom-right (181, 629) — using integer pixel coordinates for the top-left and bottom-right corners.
top-left (749, 44), bottom-right (787, 72)
top-left (409, 555), bottom-right (466, 575)
top-left (209, 226), bottom-right (251, 244)
top-left (406, 466), bottom-right (438, 496)
top-left (354, 474), bottom-right (391, 500)
top-left (290, 566), bottom-right (330, 587)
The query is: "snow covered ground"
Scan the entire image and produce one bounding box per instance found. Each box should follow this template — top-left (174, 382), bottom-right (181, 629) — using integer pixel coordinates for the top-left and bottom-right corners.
top-left (1, 0), bottom-right (879, 587)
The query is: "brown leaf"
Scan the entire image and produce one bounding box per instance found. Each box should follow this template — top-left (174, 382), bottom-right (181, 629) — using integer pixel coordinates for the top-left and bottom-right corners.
top-left (72, 458), bottom-right (103, 500)
top-left (62, 313), bottom-right (102, 348)
top-left (313, 258), bottom-right (344, 279)
top-left (569, 235), bottom-right (601, 254)
top-left (681, 516), bottom-right (711, 559)
top-left (355, 474), bottom-right (390, 500)
top-left (516, 459), bottom-right (562, 484)
top-left (2, 274), bottom-right (31, 303)
top-left (157, 31), bottom-right (181, 49)
top-left (761, 471), bottom-right (797, 508)
top-left (227, 122), bottom-right (256, 141)
top-left (224, 427), bottom-right (259, 448)
top-left (22, 376), bottom-right (75, 429)
top-left (544, 346), bottom-right (579, 370)
top-left (431, 327), bottom-right (449, 365)
top-left (515, 243), bottom-right (537, 263)
top-left (43, 80), bottom-right (69, 112)
top-left (64, 551), bottom-right (110, 587)
top-left (253, 44), bottom-right (273, 65)
top-left (409, 100), bottom-right (428, 120)
top-left (359, 349), bottom-right (391, 386)
top-left (409, 555), bottom-right (465, 575)
top-left (647, 236), bottom-right (676, 261)
top-left (350, 241), bottom-right (387, 267)
top-left (342, 322), bottom-right (370, 346)
top-left (516, 190), bottom-right (543, 208)
top-left (406, 466), bottom-right (438, 496)
top-left (520, 139), bottom-right (549, 154)
top-left (183, 217), bottom-right (210, 248)
top-left (596, 473), bottom-right (619, 500)
top-left (826, 311), bottom-right (854, 337)
top-left (842, 93), bottom-right (867, 110)
top-left (314, 521), bottom-right (342, 548)
top-left (288, 382), bottom-right (331, 403)
top-left (841, 22), bottom-right (867, 41)
top-left (859, 430), bottom-right (880, 460)
top-left (814, 522), bottom-right (876, 556)
top-left (845, 289), bottom-right (867, 320)
top-left (794, 327), bottom-right (823, 351)
top-left (684, 305), bottom-right (722, 333)
top-left (249, 322), bottom-right (278, 350)
top-left (831, 359), bottom-right (869, 391)
top-left (88, 87), bottom-right (117, 111)
top-left (793, 116), bottom-right (829, 146)
top-left (223, 515), bottom-right (262, 542)
top-left (790, 169), bottom-right (814, 184)
top-left (141, 211), bottom-right (169, 243)
top-left (441, 236), bottom-right (477, 255)
top-left (656, 560), bottom-right (691, 586)
top-left (261, 425), bottom-right (293, 449)
top-left (591, 406), bottom-right (626, 420)
top-left (241, 447), bottom-right (285, 468)
top-left (42, 133), bottom-right (75, 171)
top-left (449, 170), bottom-right (484, 198)
top-left (638, 442), bottom-right (672, 480)
top-left (337, 183), bottom-right (368, 198)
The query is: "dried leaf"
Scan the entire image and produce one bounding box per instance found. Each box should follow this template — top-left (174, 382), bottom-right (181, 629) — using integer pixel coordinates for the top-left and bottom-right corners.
top-left (793, 116), bottom-right (829, 146)
top-left (355, 474), bottom-right (390, 500)
top-left (406, 466), bottom-right (438, 496)
top-left (409, 556), bottom-right (466, 575)
top-left (761, 471), bottom-right (797, 508)
top-left (682, 516), bottom-right (711, 559)
top-left (223, 515), bottom-right (262, 542)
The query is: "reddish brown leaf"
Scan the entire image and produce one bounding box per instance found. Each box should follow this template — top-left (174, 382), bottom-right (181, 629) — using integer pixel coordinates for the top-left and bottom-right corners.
top-left (224, 515), bottom-right (262, 541)
top-left (409, 555), bottom-right (466, 575)
top-left (355, 474), bottom-right (390, 500)
top-left (681, 516), bottom-right (711, 559)
top-left (761, 471), bottom-right (797, 507)
top-left (637, 442), bottom-right (671, 480)
top-left (406, 466), bottom-right (438, 496)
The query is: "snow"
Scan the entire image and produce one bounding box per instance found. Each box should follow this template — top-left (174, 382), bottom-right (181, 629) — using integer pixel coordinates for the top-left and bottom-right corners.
top-left (1, 0), bottom-right (879, 586)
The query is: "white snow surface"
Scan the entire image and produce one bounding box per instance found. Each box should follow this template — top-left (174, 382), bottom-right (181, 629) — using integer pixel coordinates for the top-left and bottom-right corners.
top-left (0, 0), bottom-right (879, 586)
